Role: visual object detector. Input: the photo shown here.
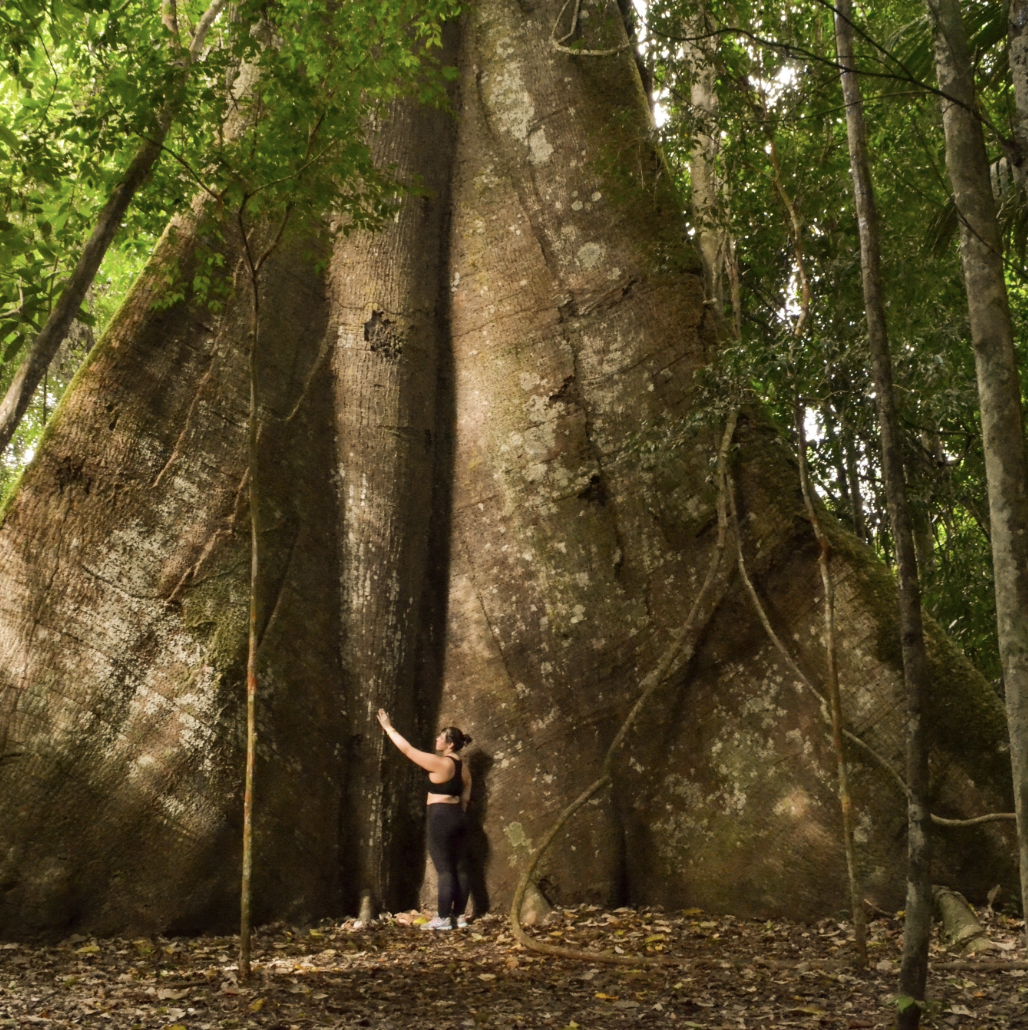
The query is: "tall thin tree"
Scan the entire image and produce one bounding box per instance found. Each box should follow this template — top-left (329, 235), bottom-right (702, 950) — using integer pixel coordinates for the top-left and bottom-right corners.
top-left (236, 203), bottom-right (292, 980)
top-left (926, 0), bottom-right (1028, 947)
top-left (1008, 0), bottom-right (1028, 189)
top-left (833, 5), bottom-right (933, 1022)
top-left (682, 3), bottom-right (725, 309)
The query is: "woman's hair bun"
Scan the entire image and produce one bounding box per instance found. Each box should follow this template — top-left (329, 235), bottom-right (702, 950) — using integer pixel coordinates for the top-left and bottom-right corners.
top-left (443, 726), bottom-right (471, 751)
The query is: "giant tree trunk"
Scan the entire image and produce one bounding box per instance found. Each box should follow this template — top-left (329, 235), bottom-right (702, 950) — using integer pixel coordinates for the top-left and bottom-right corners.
top-left (329, 25), bottom-right (460, 919)
top-left (433, 0), bottom-right (1014, 918)
top-left (0, 0), bottom-right (1018, 938)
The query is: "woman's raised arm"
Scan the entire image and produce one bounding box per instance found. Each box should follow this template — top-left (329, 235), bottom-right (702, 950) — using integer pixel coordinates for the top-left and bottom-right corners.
top-left (377, 709), bottom-right (451, 775)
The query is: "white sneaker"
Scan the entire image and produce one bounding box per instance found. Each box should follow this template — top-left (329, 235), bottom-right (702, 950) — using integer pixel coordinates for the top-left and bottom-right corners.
top-left (456, 915), bottom-right (469, 929)
top-left (423, 915), bottom-right (453, 931)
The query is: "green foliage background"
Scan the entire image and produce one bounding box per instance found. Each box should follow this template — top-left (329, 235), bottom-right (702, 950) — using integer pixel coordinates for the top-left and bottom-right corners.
top-left (0, 0), bottom-right (461, 502)
top-left (639, 0), bottom-right (1027, 683)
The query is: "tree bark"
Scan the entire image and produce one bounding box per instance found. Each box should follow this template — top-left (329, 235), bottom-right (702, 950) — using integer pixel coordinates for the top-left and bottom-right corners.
top-left (1009, 0), bottom-right (1028, 187)
top-left (933, 885), bottom-right (1000, 954)
top-left (834, 3), bottom-right (933, 1018)
top-left (0, 0), bottom-right (1019, 938)
top-left (845, 435), bottom-right (866, 541)
top-left (682, 5), bottom-right (724, 308)
top-left (329, 25), bottom-right (460, 919)
top-left (927, 0), bottom-right (1028, 946)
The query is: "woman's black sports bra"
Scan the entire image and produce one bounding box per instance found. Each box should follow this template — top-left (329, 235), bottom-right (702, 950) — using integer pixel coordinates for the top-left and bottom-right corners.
top-left (427, 756), bottom-right (462, 796)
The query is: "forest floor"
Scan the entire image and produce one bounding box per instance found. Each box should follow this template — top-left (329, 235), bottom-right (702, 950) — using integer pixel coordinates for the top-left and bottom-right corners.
top-left (0, 905), bottom-right (1025, 1030)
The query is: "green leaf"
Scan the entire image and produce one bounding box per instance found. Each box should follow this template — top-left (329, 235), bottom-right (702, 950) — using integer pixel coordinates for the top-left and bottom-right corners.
top-left (894, 996), bottom-right (924, 1013)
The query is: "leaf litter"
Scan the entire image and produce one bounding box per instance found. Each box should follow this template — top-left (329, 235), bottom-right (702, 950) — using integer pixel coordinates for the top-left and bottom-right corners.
top-left (0, 904), bottom-right (1024, 1029)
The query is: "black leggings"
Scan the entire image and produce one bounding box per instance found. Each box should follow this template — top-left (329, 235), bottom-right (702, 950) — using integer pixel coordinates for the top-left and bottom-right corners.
top-left (426, 803), bottom-right (469, 918)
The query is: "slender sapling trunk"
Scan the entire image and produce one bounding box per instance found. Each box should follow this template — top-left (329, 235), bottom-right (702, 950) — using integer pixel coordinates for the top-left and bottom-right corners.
top-left (238, 227), bottom-right (261, 984)
top-left (682, 4), bottom-right (724, 307)
top-left (927, 0), bottom-right (1028, 948)
top-left (835, 3), bottom-right (933, 1021)
top-left (235, 203), bottom-right (291, 979)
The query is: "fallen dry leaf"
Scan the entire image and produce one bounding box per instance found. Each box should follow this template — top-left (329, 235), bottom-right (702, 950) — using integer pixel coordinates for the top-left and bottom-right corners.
top-left (0, 903), bottom-right (1021, 1030)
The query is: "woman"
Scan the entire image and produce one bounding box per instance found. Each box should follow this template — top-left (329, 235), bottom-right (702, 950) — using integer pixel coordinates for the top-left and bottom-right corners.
top-left (376, 709), bottom-right (472, 930)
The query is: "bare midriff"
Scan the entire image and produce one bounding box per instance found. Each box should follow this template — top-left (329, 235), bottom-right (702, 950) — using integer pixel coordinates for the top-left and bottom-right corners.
top-left (426, 793), bottom-right (460, 805)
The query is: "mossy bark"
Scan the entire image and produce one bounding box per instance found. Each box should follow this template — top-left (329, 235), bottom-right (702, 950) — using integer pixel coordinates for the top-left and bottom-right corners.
top-left (0, 206), bottom-right (346, 935)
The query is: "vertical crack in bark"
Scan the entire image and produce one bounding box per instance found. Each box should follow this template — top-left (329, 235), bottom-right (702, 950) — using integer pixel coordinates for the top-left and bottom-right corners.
top-left (565, 327), bottom-right (628, 590)
top-left (470, 49), bottom-right (568, 292)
